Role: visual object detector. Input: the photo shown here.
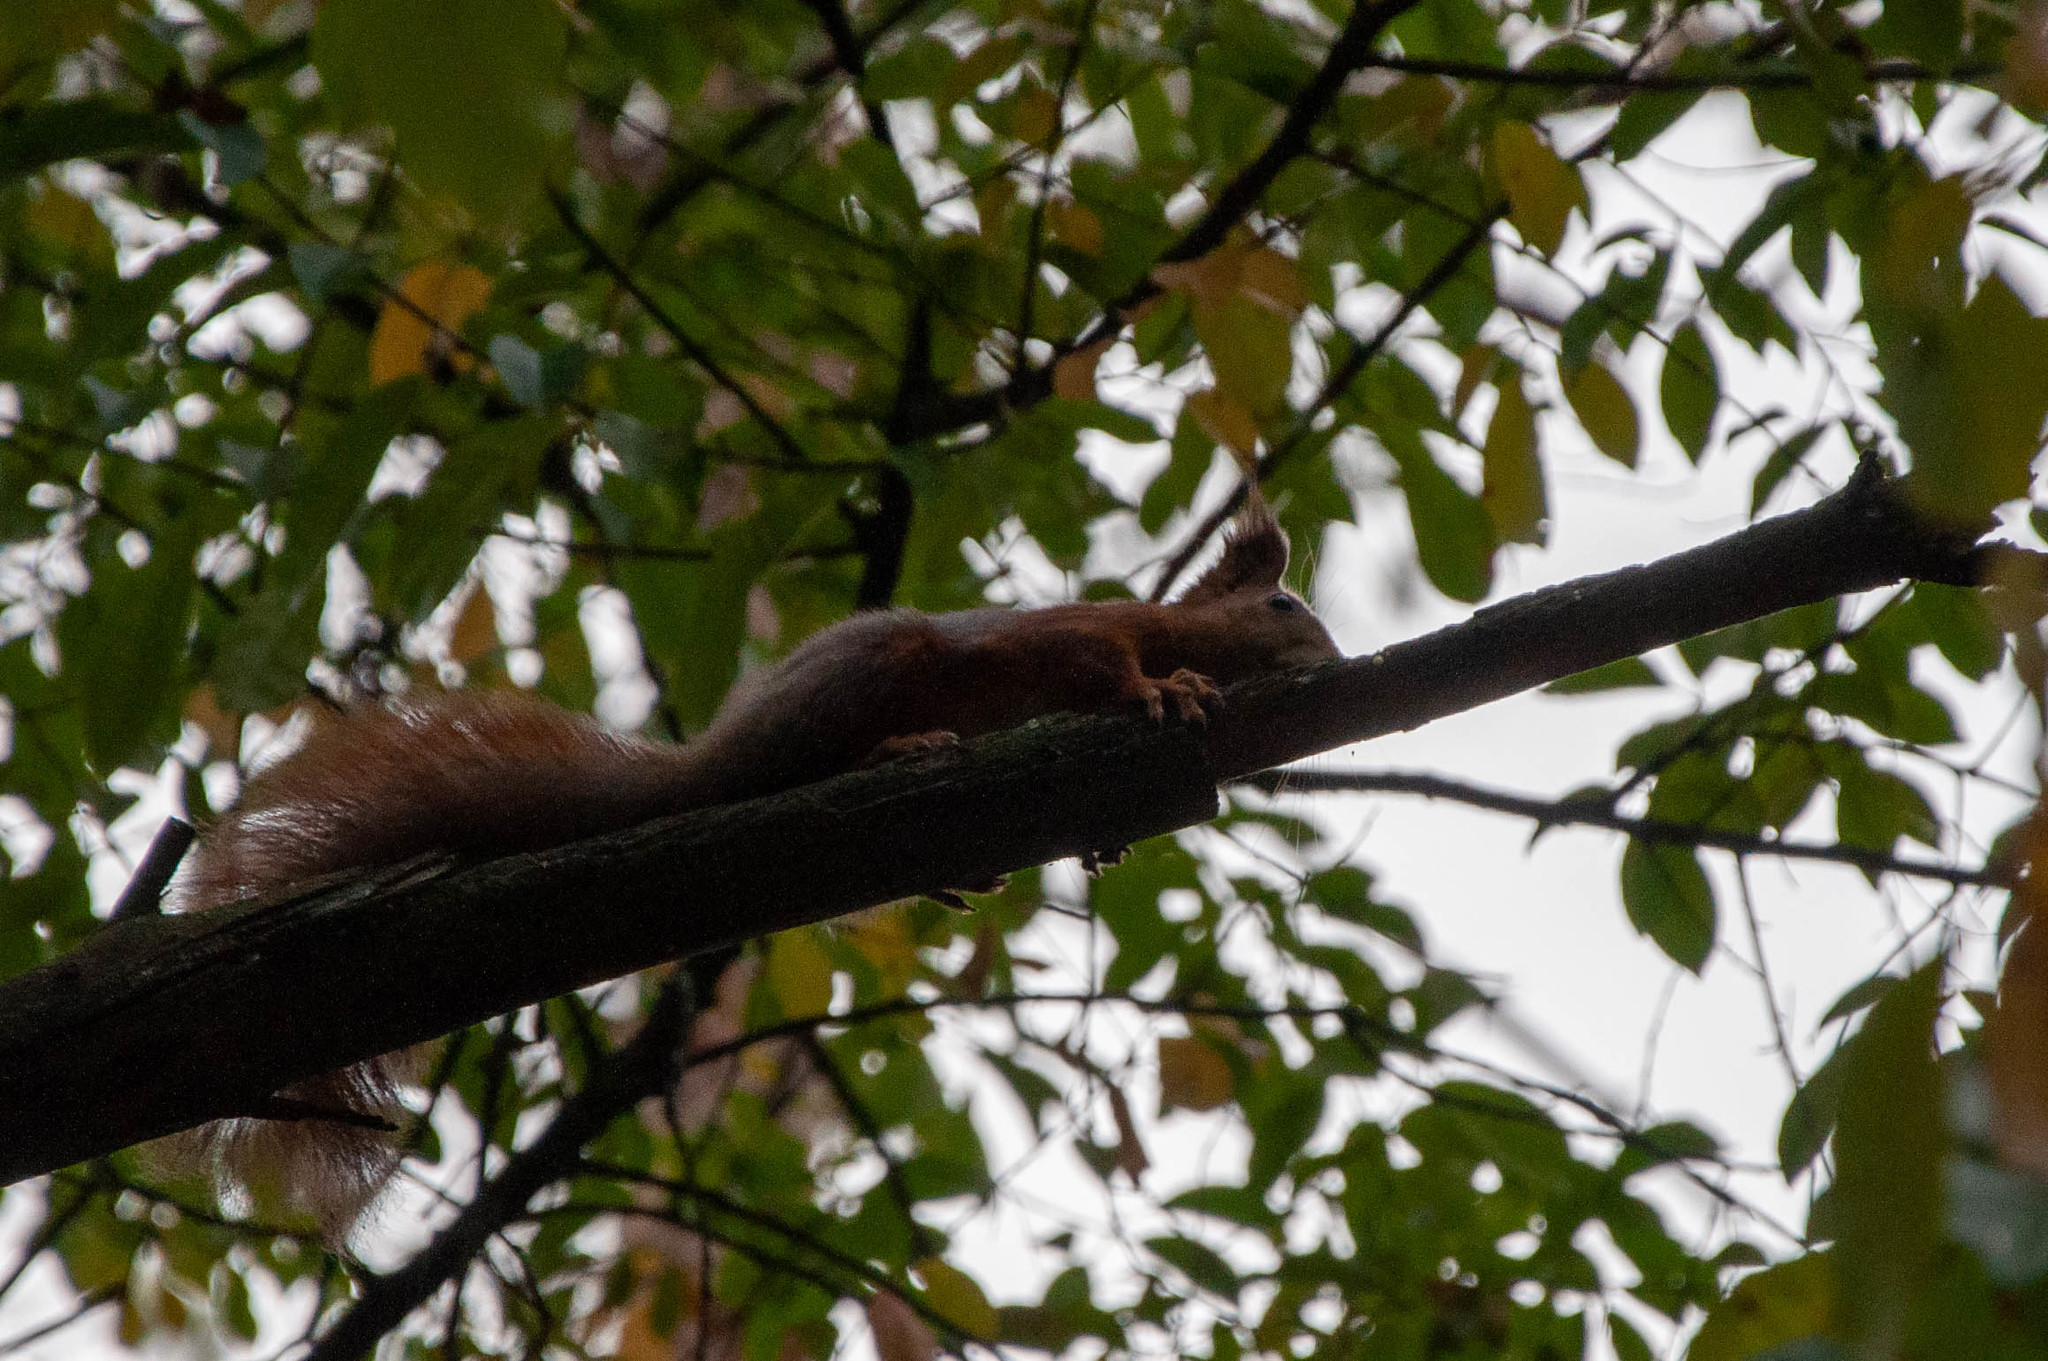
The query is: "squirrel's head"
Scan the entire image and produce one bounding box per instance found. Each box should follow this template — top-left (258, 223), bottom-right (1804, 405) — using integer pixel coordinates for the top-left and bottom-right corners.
top-left (1173, 494), bottom-right (1340, 672)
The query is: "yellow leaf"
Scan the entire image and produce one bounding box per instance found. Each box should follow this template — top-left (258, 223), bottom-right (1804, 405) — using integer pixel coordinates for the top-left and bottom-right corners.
top-left (1492, 120), bottom-right (1585, 257)
top-left (26, 187), bottom-right (113, 266)
top-left (1013, 83), bottom-right (1060, 144)
top-left (2009, 3), bottom-right (2048, 114)
top-left (1108, 1083), bottom-right (1149, 1179)
top-left (1452, 342), bottom-right (1499, 420)
top-left (765, 928), bottom-right (834, 1017)
top-left (867, 1291), bottom-right (938, 1361)
top-left (940, 33), bottom-right (1026, 107)
top-left (1185, 387), bottom-right (1259, 457)
top-left (1237, 246), bottom-right (1308, 316)
top-left (1158, 1034), bottom-right (1234, 1113)
top-left (182, 684), bottom-right (243, 760)
top-left (1153, 241), bottom-right (1305, 318)
top-left (1564, 361), bottom-right (1640, 468)
top-left (1196, 292), bottom-right (1293, 416)
top-left (1989, 807), bottom-right (2048, 1179)
top-left (1151, 254), bottom-right (1232, 309)
top-left (842, 908), bottom-right (917, 995)
top-left (449, 587), bottom-right (499, 664)
top-left (1159, 241), bottom-right (1303, 416)
top-left (1054, 338), bottom-right (1113, 401)
top-left (1349, 76), bottom-right (1454, 143)
top-left (369, 260), bottom-right (493, 385)
top-left (975, 175), bottom-right (1018, 256)
top-left (1480, 376), bottom-right (1546, 545)
top-left (913, 1259), bottom-right (998, 1338)
top-left (1046, 197), bottom-right (1103, 255)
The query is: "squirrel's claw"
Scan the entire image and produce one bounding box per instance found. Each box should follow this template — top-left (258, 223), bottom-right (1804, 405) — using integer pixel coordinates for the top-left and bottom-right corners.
top-left (1146, 669), bottom-right (1221, 725)
top-left (864, 730), bottom-right (961, 766)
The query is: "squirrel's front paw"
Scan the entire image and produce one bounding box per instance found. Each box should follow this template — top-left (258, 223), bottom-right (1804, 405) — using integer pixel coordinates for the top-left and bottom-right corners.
top-left (864, 730), bottom-right (961, 766)
top-left (1141, 669), bottom-right (1222, 724)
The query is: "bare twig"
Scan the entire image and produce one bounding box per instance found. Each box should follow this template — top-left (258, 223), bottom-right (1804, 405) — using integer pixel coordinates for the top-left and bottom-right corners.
top-left (1239, 767), bottom-right (2014, 889)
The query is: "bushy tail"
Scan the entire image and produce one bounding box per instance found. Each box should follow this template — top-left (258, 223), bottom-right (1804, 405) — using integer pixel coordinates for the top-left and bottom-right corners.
top-left (154, 689), bottom-right (713, 1241)
top-left (148, 1058), bottom-right (415, 1242)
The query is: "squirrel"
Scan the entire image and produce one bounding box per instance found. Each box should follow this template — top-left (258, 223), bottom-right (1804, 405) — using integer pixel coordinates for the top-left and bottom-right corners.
top-left (153, 497), bottom-right (1339, 1239)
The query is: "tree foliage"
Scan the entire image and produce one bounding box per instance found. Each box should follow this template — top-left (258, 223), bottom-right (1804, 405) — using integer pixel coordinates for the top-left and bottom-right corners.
top-left (1, 0), bottom-right (2047, 1358)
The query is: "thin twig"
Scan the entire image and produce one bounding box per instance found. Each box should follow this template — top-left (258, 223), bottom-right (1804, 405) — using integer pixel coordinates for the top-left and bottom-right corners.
top-left (109, 817), bottom-right (196, 920)
top-left (1240, 767), bottom-right (2014, 889)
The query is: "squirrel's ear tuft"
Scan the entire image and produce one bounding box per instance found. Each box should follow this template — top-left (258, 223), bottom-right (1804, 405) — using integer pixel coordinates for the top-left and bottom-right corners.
top-left (1177, 492), bottom-right (1290, 605)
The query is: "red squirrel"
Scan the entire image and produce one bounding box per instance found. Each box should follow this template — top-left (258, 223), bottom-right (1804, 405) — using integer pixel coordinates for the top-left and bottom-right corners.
top-left (157, 497), bottom-right (1339, 1238)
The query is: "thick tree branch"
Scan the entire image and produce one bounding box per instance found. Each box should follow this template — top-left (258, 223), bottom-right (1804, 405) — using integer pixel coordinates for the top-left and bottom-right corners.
top-left (1241, 768), bottom-right (2016, 889)
top-left (0, 465), bottom-right (2012, 1185)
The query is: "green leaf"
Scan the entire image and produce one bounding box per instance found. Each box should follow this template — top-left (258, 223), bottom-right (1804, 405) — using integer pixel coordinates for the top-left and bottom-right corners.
top-left (0, 100), bottom-right (188, 181)
top-left (386, 415), bottom-right (554, 618)
top-left (1492, 120), bottom-right (1584, 256)
top-left (1820, 973), bottom-right (1901, 1027)
top-left (1806, 668), bottom-right (1959, 746)
top-left (1612, 1119), bottom-right (1719, 1178)
top-left (1619, 839), bottom-right (1716, 972)
top-left (1192, 292), bottom-right (1293, 419)
top-left (1608, 87), bottom-right (1706, 161)
top-left (313, 0), bottom-right (570, 224)
top-left (489, 335), bottom-right (587, 410)
top-left (1243, 1074), bottom-right (1325, 1191)
top-left (1144, 1235), bottom-right (1239, 1298)
top-left (57, 517), bottom-right (199, 771)
top-left (1911, 582), bottom-right (2005, 682)
top-left (0, 0), bottom-right (119, 73)
top-left (1878, 272), bottom-right (2048, 525)
top-left (1689, 1253), bottom-right (1838, 1361)
top-left (1388, 427), bottom-right (1495, 603)
top-left (1751, 424), bottom-right (1829, 514)
top-left (1142, 408), bottom-right (1219, 534)
top-left (1543, 656), bottom-right (1659, 694)
top-left (1660, 321), bottom-right (1718, 463)
top-left (1828, 751), bottom-right (1941, 854)
top-left (1479, 373), bottom-right (1545, 544)
top-left (1832, 960), bottom-right (1943, 1354)
top-left (287, 242), bottom-right (369, 303)
top-left (1564, 360), bottom-right (1640, 468)
top-left (176, 110), bottom-right (266, 187)
top-left (1778, 1046), bottom-right (1848, 1178)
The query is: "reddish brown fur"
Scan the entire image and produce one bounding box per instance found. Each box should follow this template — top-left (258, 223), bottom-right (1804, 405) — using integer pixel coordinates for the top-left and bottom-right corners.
top-left (165, 495), bottom-right (1338, 1238)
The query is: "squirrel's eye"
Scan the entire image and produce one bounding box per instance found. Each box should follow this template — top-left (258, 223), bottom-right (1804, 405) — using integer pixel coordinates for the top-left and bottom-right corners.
top-left (1266, 592), bottom-right (1298, 612)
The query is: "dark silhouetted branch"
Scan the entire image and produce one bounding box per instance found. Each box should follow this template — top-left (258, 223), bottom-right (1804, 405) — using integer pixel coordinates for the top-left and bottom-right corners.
top-left (1240, 768), bottom-right (2015, 889)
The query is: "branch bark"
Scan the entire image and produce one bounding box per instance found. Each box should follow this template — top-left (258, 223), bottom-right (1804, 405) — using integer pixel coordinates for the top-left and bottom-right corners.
top-left (0, 465), bottom-right (2006, 1185)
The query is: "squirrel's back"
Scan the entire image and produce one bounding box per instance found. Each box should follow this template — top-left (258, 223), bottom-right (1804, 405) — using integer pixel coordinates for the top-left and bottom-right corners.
top-left (159, 493), bottom-right (1337, 1239)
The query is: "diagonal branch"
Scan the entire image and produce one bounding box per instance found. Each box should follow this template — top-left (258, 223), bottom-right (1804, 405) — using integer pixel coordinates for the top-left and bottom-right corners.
top-left (301, 970), bottom-right (710, 1361)
top-left (0, 463), bottom-right (2018, 1187)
